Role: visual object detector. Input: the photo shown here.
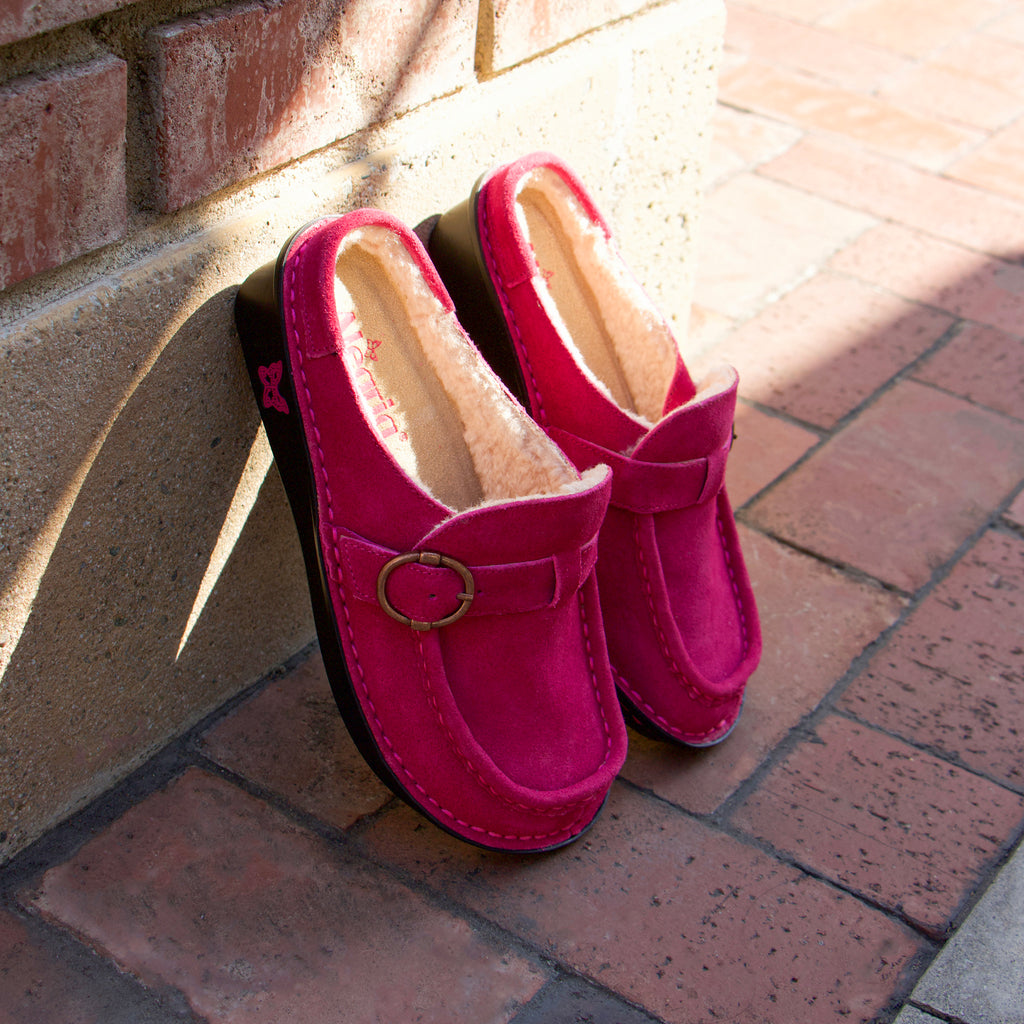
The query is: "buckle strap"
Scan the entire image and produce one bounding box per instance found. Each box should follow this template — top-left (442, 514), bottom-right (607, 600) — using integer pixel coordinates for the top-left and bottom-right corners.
top-left (548, 428), bottom-right (730, 513)
top-left (329, 527), bottom-right (600, 628)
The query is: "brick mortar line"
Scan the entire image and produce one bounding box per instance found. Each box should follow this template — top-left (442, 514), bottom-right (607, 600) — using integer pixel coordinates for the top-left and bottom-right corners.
top-left (905, 375), bottom-right (1024, 427)
top-left (172, 763), bottom-right (673, 1023)
top-left (0, 898), bottom-right (205, 1022)
top-left (823, 266), bottom-right (998, 336)
top-left (475, 0), bottom-right (704, 80)
top-left (833, 705), bottom-right (1024, 799)
top-left (731, 523), bottom-right (917, 598)
top-left (0, 640), bottom-right (665, 1023)
top-left (186, 747), bottom-right (400, 850)
top-left (734, 396), bottom-right (830, 440)
top-left (723, 773), bottom-right (1024, 943)
top-left (0, 639), bottom-right (983, 1023)
top-left (725, 491), bottom-right (1024, 819)
top-left (510, 976), bottom-right (666, 1024)
top-left (280, 789), bottom-right (673, 1023)
top-left (613, 773), bottom-right (939, 1001)
top-left (731, 317), bottom-right (969, 516)
top-left (997, 514), bottom-right (1024, 542)
top-left (718, 815), bottom-right (944, 943)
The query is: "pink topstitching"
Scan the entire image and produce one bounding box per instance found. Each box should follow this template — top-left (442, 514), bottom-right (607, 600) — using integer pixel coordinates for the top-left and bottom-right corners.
top-left (632, 514), bottom-right (744, 710)
top-left (284, 242), bottom-right (596, 844)
top-left (412, 632), bottom-right (600, 820)
top-left (716, 503), bottom-right (751, 658)
top-left (477, 188), bottom-right (549, 427)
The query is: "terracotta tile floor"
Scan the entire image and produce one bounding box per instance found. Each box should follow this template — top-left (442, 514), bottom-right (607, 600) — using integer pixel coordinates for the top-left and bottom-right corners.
top-left (4, 2), bottom-right (1024, 1021)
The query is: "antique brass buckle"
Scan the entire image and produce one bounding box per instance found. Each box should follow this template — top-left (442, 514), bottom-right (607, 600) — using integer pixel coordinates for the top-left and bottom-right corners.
top-left (376, 551), bottom-right (475, 631)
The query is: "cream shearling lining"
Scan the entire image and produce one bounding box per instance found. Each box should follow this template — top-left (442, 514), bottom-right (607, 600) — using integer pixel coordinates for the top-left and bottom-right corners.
top-left (333, 225), bottom-right (588, 512)
top-left (516, 167), bottom-right (708, 427)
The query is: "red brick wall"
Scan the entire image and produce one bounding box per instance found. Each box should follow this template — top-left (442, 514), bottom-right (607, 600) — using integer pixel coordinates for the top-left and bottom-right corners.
top-left (0, 0), bottom-right (660, 291)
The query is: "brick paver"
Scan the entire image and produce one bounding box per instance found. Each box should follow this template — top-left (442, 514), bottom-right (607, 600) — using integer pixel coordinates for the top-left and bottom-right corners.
top-left (725, 402), bottom-right (819, 506)
top-left (201, 650), bottom-right (391, 830)
top-left (841, 530), bottom-right (1024, 791)
top-left (0, 907), bottom-right (182, 1024)
top-left (731, 715), bottom-right (1024, 937)
top-left (913, 322), bottom-right (1024, 420)
top-left (763, 135), bottom-right (1024, 258)
top-left (704, 104), bottom-right (803, 185)
top-left (724, 4), bottom-right (909, 92)
top-left (821, 0), bottom-right (1003, 58)
top-left (949, 117), bottom-right (1024, 204)
top-left (719, 61), bottom-right (978, 170)
top-left (830, 223), bottom-right (1024, 336)
top-left (692, 172), bottom-right (873, 317)
top-left (703, 271), bottom-right (953, 428)
top-left (359, 784), bottom-right (921, 1024)
top-left (880, 61), bottom-right (1023, 133)
top-left (26, 769), bottom-right (545, 1024)
top-left (937, 30), bottom-right (1024, 95)
top-left (748, 380), bottom-right (1024, 591)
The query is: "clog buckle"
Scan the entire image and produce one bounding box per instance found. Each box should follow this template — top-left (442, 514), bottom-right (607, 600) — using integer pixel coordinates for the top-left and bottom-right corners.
top-left (377, 551), bottom-right (475, 631)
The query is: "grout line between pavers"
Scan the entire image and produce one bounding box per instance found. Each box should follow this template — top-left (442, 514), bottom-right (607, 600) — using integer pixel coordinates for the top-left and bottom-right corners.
top-left (734, 396), bottom-right (830, 440)
top-left (831, 704), bottom-right (1024, 799)
top-left (17, 900), bottom-right (207, 1023)
top-left (330, 811), bottom-right (674, 1023)
top-left (183, 731), bottom-right (672, 1024)
top-left (751, 149), bottom-right (1024, 266)
top-left (187, 747), bottom-right (402, 853)
top-left (905, 375), bottom-right (1024, 427)
top-left (726, 489), bottom-right (1024, 822)
top-left (732, 315), bottom-right (969, 520)
top-left (725, 772), bottom-right (1024, 941)
top-left (615, 774), bottom-right (940, 990)
top-left (908, 998), bottom-right (972, 1024)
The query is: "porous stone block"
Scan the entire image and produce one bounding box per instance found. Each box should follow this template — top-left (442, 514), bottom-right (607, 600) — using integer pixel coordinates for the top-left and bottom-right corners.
top-left (483, 0), bottom-right (650, 72)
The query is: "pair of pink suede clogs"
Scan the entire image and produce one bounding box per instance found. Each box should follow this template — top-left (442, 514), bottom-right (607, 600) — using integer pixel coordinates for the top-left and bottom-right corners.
top-left (233, 152), bottom-right (761, 853)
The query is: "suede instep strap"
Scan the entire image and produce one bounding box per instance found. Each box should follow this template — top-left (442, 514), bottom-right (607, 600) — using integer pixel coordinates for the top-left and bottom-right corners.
top-left (330, 527), bottom-right (600, 625)
top-left (548, 428), bottom-right (730, 514)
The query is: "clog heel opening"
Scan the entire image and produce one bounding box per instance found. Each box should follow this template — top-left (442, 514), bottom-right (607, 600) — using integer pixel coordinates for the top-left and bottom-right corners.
top-left (514, 167), bottom-right (680, 425)
top-left (334, 224), bottom-right (585, 511)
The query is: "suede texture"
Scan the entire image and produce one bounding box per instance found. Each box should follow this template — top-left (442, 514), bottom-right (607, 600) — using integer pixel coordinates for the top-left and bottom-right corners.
top-left (469, 153), bottom-right (762, 746)
top-left (276, 210), bottom-right (627, 850)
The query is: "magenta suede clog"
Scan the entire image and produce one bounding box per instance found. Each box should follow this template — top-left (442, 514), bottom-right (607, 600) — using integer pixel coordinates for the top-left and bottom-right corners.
top-left (234, 210), bottom-right (627, 850)
top-left (429, 153), bottom-right (762, 747)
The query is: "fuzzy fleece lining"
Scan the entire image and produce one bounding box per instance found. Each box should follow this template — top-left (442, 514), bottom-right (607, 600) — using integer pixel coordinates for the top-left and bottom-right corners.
top-left (516, 167), bottom-right (719, 427)
top-left (333, 225), bottom-right (590, 512)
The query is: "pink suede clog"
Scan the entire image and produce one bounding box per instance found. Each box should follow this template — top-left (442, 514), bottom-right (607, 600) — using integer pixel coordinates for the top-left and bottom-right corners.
top-left (429, 153), bottom-right (762, 746)
top-left (234, 210), bottom-right (627, 850)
